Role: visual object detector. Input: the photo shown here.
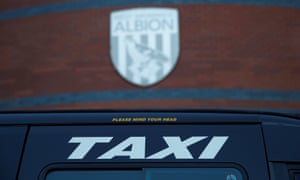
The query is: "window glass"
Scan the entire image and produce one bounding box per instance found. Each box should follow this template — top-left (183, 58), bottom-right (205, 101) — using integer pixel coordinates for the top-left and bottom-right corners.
top-left (46, 170), bottom-right (143, 180)
top-left (46, 168), bottom-right (243, 180)
top-left (145, 168), bottom-right (242, 180)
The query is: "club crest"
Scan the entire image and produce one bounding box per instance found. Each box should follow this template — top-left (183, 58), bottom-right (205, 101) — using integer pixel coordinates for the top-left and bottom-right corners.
top-left (110, 8), bottom-right (179, 87)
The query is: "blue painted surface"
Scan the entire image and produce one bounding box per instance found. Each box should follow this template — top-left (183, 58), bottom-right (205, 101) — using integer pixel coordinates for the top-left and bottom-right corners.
top-left (263, 124), bottom-right (300, 162)
top-left (0, 126), bottom-right (27, 180)
top-left (19, 125), bottom-right (268, 180)
top-left (0, 88), bottom-right (300, 110)
top-left (0, 0), bottom-right (300, 21)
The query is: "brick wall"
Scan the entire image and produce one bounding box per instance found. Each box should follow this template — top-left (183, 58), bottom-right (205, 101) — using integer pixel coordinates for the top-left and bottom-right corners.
top-left (0, 2), bottom-right (299, 112)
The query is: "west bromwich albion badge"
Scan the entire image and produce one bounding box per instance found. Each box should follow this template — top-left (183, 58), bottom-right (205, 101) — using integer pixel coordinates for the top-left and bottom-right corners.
top-left (110, 8), bottom-right (180, 87)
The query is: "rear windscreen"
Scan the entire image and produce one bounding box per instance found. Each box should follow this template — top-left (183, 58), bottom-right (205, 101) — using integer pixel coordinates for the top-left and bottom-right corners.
top-left (46, 168), bottom-right (243, 180)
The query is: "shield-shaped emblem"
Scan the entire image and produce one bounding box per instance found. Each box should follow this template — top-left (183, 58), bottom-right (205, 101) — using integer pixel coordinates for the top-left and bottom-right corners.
top-left (110, 8), bottom-right (180, 87)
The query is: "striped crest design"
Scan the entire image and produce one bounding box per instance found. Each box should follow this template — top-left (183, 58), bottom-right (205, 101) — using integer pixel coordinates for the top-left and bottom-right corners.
top-left (110, 8), bottom-right (180, 87)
